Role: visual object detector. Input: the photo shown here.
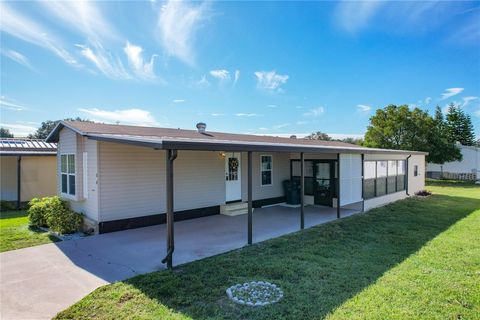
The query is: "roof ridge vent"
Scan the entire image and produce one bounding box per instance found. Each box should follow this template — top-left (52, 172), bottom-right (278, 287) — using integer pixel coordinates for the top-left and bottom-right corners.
top-left (196, 122), bottom-right (206, 133)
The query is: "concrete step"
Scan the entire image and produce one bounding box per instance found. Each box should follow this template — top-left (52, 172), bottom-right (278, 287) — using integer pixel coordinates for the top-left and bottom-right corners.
top-left (220, 202), bottom-right (251, 216)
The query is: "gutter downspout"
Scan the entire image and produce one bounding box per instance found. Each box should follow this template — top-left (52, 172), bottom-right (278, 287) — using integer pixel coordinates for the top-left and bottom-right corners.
top-left (406, 154), bottom-right (412, 196)
top-left (17, 156), bottom-right (21, 209)
top-left (162, 149), bottom-right (178, 269)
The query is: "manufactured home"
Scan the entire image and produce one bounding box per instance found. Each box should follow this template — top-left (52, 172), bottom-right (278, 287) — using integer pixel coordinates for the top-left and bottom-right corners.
top-left (47, 121), bottom-right (425, 267)
top-left (0, 138), bottom-right (57, 208)
top-left (427, 144), bottom-right (479, 181)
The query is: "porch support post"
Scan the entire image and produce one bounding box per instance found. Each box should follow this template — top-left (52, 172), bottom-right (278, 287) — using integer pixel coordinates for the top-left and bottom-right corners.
top-left (300, 152), bottom-right (305, 229)
top-left (162, 149), bottom-right (177, 269)
top-left (247, 151), bottom-right (253, 245)
top-left (336, 153), bottom-right (341, 219)
top-left (17, 156), bottom-right (21, 209)
top-left (361, 154), bottom-right (365, 212)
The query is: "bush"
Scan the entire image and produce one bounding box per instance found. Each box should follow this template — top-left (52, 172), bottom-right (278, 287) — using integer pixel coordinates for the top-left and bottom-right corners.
top-left (0, 200), bottom-right (16, 212)
top-left (415, 190), bottom-right (432, 197)
top-left (46, 207), bottom-right (83, 234)
top-left (28, 196), bottom-right (83, 234)
top-left (28, 198), bottom-right (49, 227)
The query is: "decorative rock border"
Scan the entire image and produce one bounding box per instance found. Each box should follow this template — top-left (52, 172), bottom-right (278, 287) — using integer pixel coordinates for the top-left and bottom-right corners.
top-left (226, 281), bottom-right (283, 306)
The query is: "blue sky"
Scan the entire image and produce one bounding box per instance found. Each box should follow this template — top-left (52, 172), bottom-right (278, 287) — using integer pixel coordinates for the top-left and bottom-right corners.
top-left (1, 1), bottom-right (479, 138)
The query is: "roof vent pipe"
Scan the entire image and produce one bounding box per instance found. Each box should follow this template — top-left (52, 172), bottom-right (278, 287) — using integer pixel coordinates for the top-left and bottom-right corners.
top-left (196, 122), bottom-right (206, 133)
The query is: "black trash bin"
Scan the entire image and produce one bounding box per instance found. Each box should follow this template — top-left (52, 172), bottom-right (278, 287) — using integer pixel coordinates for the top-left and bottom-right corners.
top-left (283, 179), bottom-right (301, 205)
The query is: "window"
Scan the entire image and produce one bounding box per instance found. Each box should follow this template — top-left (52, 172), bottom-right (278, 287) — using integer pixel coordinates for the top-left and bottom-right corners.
top-left (414, 165), bottom-right (419, 177)
top-left (61, 154), bottom-right (76, 196)
top-left (363, 159), bottom-right (407, 199)
top-left (397, 160), bottom-right (406, 191)
top-left (261, 155), bottom-right (272, 186)
top-left (387, 161), bottom-right (397, 194)
top-left (363, 161), bottom-right (376, 199)
top-left (291, 160), bottom-right (314, 195)
top-left (376, 161), bottom-right (387, 196)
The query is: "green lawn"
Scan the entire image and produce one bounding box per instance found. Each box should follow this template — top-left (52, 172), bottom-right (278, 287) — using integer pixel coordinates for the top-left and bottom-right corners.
top-left (0, 210), bottom-right (59, 252)
top-left (56, 180), bottom-right (480, 320)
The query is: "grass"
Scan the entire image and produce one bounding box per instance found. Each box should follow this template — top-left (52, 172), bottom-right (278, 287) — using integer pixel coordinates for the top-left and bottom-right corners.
top-left (56, 180), bottom-right (480, 320)
top-left (0, 210), bottom-right (59, 252)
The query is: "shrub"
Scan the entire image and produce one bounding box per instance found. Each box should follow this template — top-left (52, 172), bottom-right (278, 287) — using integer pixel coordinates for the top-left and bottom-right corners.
top-left (28, 196), bottom-right (83, 234)
top-left (46, 207), bottom-right (83, 234)
top-left (415, 190), bottom-right (432, 197)
top-left (28, 198), bottom-right (49, 227)
top-left (0, 200), bottom-right (16, 212)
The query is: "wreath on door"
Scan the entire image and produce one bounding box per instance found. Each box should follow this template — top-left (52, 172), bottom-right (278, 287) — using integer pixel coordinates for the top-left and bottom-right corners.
top-left (229, 158), bottom-right (239, 172)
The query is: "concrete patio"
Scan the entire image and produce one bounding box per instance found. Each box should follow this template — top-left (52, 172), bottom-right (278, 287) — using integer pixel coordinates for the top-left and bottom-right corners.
top-left (0, 204), bottom-right (360, 320)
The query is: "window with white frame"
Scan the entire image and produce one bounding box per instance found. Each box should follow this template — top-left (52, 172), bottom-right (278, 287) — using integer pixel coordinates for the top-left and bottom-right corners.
top-left (363, 160), bottom-right (406, 199)
top-left (261, 155), bottom-right (273, 186)
top-left (61, 154), bottom-right (76, 196)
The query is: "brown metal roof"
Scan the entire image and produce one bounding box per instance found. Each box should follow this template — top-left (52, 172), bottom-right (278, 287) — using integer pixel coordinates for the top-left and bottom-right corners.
top-left (0, 138), bottom-right (57, 156)
top-left (47, 121), bottom-right (427, 155)
top-left (57, 121), bottom-right (358, 147)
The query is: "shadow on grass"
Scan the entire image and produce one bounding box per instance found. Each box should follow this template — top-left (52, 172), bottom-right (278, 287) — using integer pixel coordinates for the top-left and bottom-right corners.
top-left (119, 194), bottom-right (480, 320)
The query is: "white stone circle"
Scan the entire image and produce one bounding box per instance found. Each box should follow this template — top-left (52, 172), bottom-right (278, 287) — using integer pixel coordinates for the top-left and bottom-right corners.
top-left (226, 281), bottom-right (283, 306)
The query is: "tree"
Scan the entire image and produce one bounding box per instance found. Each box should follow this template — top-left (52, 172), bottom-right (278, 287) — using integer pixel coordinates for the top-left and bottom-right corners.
top-left (364, 104), bottom-right (461, 164)
top-left (445, 104), bottom-right (476, 146)
top-left (0, 127), bottom-right (14, 138)
top-left (427, 106), bottom-right (462, 164)
top-left (28, 117), bottom-right (91, 139)
top-left (305, 131), bottom-right (332, 141)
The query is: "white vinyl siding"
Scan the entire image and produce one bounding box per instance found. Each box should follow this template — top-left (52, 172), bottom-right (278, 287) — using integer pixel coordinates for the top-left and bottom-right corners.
top-left (241, 152), bottom-right (290, 201)
top-left (98, 142), bottom-right (225, 222)
top-left (0, 157), bottom-right (17, 201)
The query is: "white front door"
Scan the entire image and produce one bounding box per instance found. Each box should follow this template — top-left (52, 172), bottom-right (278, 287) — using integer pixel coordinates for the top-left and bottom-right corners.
top-left (225, 152), bottom-right (242, 202)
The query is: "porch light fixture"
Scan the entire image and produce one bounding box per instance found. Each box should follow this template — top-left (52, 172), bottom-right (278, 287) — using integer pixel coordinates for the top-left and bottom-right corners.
top-left (219, 152), bottom-right (226, 159)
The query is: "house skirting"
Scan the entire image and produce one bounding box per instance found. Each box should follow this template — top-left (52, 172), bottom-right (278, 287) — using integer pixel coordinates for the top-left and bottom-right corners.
top-left (97, 196), bottom-right (287, 234)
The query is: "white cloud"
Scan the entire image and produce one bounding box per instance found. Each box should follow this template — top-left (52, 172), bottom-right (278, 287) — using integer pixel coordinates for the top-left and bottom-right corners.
top-left (440, 88), bottom-right (464, 100)
top-left (267, 104), bottom-right (277, 108)
top-left (233, 70), bottom-right (240, 85)
top-left (296, 121), bottom-right (308, 125)
top-left (461, 96), bottom-right (478, 107)
top-left (0, 2), bottom-right (79, 67)
top-left (335, 1), bottom-right (383, 33)
top-left (157, 0), bottom-right (209, 65)
top-left (475, 109), bottom-right (480, 118)
top-left (209, 69), bottom-right (230, 81)
top-left (424, 97), bottom-right (432, 105)
top-left (235, 113), bottom-right (258, 117)
top-left (0, 123), bottom-right (37, 136)
top-left (273, 123), bottom-right (290, 130)
top-left (1, 49), bottom-right (35, 71)
top-left (258, 127), bottom-right (268, 131)
top-left (210, 113), bottom-right (225, 117)
top-left (0, 96), bottom-right (27, 111)
top-left (78, 108), bottom-right (158, 126)
top-left (124, 42), bottom-right (157, 80)
top-left (303, 107), bottom-right (325, 117)
top-left (254, 71), bottom-right (289, 92)
top-left (357, 104), bottom-right (371, 112)
top-left (197, 74), bottom-right (210, 87)
top-left (173, 99), bottom-right (186, 103)
top-left (41, 1), bottom-right (117, 41)
top-left (77, 43), bottom-right (131, 80)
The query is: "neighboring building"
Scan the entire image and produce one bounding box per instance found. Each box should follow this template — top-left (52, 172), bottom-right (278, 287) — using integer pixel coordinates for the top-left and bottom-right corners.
top-left (427, 145), bottom-right (480, 181)
top-left (47, 121), bottom-right (426, 236)
top-left (0, 138), bottom-right (57, 207)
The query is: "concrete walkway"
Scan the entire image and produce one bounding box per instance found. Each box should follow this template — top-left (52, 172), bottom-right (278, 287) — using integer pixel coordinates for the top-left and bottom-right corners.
top-left (0, 205), bottom-right (359, 320)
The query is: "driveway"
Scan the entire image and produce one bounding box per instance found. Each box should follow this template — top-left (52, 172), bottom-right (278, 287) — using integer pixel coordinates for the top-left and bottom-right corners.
top-left (0, 205), bottom-right (359, 319)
